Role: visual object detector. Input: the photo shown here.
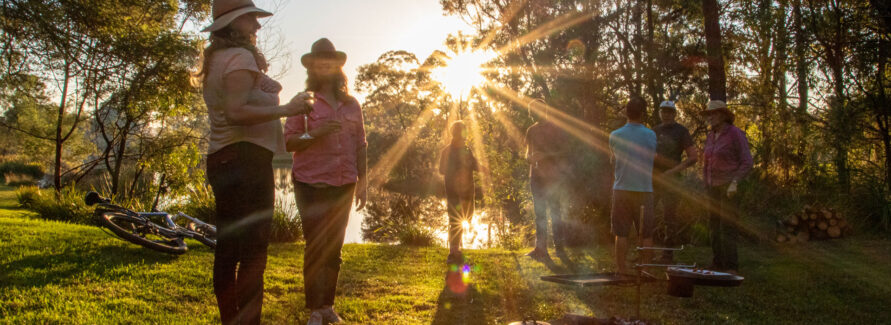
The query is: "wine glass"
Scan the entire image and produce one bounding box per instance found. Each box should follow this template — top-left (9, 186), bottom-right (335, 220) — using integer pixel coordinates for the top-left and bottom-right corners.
top-left (299, 91), bottom-right (315, 140)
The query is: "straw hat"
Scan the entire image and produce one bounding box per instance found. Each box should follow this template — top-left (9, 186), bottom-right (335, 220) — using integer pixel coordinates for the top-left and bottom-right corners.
top-left (301, 38), bottom-right (347, 68)
top-left (201, 0), bottom-right (272, 33)
top-left (701, 100), bottom-right (735, 123)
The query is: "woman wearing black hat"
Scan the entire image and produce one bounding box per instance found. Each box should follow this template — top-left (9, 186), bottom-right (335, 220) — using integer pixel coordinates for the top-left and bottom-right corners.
top-left (284, 38), bottom-right (367, 325)
top-left (195, 1), bottom-right (312, 324)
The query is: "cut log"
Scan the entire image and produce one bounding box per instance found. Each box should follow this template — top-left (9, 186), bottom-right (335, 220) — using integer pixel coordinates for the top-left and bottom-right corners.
top-left (787, 215), bottom-right (800, 226)
top-left (829, 219), bottom-right (838, 226)
top-left (822, 210), bottom-right (833, 220)
top-left (838, 219), bottom-right (848, 229)
top-left (809, 221), bottom-right (816, 228)
top-left (777, 234), bottom-right (788, 243)
top-left (828, 226), bottom-right (841, 238)
top-left (818, 221), bottom-right (829, 230)
top-left (786, 226), bottom-right (795, 233)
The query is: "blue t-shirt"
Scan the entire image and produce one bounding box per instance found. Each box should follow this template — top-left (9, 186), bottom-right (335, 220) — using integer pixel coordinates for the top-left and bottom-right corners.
top-left (609, 122), bottom-right (657, 192)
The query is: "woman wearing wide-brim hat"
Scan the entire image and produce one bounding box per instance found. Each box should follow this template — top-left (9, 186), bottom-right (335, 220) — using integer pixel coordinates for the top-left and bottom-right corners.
top-left (284, 38), bottom-right (367, 325)
top-left (195, 1), bottom-right (313, 324)
top-left (700, 100), bottom-right (752, 274)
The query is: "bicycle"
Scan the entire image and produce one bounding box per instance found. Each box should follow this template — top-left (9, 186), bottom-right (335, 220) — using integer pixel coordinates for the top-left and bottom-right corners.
top-left (84, 191), bottom-right (217, 255)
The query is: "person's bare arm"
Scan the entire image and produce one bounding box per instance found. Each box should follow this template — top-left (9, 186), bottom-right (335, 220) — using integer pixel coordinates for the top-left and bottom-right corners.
top-left (664, 145), bottom-right (699, 175)
top-left (222, 70), bottom-right (309, 125)
top-left (355, 146), bottom-right (367, 210)
top-left (285, 120), bottom-right (342, 152)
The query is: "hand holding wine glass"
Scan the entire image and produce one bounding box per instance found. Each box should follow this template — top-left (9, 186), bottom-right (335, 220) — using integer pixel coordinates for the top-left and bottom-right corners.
top-left (284, 91), bottom-right (314, 116)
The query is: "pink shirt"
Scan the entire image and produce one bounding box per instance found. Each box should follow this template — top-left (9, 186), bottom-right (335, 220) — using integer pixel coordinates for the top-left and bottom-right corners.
top-left (284, 93), bottom-right (367, 186)
top-left (703, 124), bottom-right (753, 187)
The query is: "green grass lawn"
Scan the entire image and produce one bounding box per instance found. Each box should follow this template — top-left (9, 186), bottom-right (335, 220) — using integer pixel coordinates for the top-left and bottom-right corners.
top-left (1, 185), bottom-right (890, 324)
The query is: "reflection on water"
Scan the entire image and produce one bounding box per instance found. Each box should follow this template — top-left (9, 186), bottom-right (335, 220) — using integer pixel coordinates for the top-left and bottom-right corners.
top-left (432, 209), bottom-right (499, 249)
top-left (273, 168), bottom-right (502, 248)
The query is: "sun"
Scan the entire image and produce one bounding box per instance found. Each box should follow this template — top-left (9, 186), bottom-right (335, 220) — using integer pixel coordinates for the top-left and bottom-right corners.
top-left (432, 51), bottom-right (492, 98)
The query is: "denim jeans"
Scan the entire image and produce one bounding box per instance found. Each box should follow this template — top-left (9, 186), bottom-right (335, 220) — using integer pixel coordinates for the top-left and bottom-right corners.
top-left (207, 142), bottom-right (274, 325)
top-left (293, 181), bottom-right (355, 309)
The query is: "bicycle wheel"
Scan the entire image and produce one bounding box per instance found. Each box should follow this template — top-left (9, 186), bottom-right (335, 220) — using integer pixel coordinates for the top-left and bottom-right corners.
top-left (188, 222), bottom-right (217, 249)
top-left (98, 211), bottom-right (188, 255)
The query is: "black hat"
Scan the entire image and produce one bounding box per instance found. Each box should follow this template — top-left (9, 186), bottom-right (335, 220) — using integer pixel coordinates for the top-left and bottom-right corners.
top-left (301, 38), bottom-right (347, 68)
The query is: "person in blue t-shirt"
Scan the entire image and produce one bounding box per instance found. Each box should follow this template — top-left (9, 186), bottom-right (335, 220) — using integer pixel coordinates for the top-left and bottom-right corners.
top-left (609, 96), bottom-right (657, 274)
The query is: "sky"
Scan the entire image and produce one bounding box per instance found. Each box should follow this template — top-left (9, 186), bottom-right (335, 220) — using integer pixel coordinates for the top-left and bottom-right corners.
top-left (249, 0), bottom-right (476, 102)
top-left (189, 0), bottom-right (495, 244)
top-left (207, 1), bottom-right (477, 243)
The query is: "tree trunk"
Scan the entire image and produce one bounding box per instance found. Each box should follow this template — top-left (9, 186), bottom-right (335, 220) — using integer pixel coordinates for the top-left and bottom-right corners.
top-left (646, 0), bottom-right (663, 124)
top-left (703, 0), bottom-right (727, 101)
top-left (53, 64), bottom-right (71, 192)
top-left (792, 0), bottom-right (810, 170)
top-left (110, 119), bottom-right (131, 197)
top-left (877, 37), bottom-right (891, 193)
top-left (774, 0), bottom-right (790, 179)
top-left (828, 11), bottom-right (850, 193)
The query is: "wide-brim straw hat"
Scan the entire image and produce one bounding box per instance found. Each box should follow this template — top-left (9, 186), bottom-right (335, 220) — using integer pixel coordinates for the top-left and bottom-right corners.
top-left (202, 0), bottom-right (272, 33)
top-left (701, 100), bottom-right (735, 122)
top-left (301, 38), bottom-right (347, 68)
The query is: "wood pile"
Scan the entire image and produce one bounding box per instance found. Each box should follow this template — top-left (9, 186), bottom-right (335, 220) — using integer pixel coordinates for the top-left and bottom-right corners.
top-left (776, 205), bottom-right (852, 244)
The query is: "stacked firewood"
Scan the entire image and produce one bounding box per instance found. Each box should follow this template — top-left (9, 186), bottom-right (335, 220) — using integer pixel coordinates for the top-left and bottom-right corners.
top-left (776, 205), bottom-right (852, 243)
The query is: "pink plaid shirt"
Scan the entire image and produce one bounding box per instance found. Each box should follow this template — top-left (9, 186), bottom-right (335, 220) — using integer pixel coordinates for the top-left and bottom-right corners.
top-left (284, 94), bottom-right (367, 186)
top-left (703, 124), bottom-right (753, 187)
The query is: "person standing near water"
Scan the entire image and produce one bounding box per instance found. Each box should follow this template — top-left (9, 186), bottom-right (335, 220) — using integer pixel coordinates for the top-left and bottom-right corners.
top-left (284, 38), bottom-right (367, 325)
top-left (196, 1), bottom-right (313, 323)
top-left (439, 120), bottom-right (480, 264)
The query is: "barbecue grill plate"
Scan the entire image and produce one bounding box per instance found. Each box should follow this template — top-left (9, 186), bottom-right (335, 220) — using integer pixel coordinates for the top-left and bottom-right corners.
top-left (666, 267), bottom-right (744, 287)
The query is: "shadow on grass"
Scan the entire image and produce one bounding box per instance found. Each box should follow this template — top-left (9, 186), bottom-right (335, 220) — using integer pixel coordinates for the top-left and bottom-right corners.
top-left (431, 269), bottom-right (485, 325)
top-left (0, 244), bottom-right (179, 289)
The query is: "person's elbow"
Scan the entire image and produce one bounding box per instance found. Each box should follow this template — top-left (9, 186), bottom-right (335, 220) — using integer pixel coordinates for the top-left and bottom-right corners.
top-left (223, 107), bottom-right (251, 126)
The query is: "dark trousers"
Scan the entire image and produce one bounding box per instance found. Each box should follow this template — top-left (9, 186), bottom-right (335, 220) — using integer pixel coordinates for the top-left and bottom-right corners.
top-left (531, 177), bottom-right (567, 249)
top-left (446, 189), bottom-right (474, 252)
top-left (207, 142), bottom-right (274, 325)
top-left (293, 181), bottom-right (354, 310)
top-left (654, 176), bottom-right (683, 248)
top-left (707, 184), bottom-right (739, 270)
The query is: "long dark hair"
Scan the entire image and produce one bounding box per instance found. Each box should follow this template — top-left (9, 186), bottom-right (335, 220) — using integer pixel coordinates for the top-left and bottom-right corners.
top-left (306, 68), bottom-right (353, 103)
top-left (192, 26), bottom-right (267, 86)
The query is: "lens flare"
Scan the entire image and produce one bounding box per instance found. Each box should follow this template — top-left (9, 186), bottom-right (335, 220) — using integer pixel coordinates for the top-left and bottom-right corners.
top-left (432, 51), bottom-right (493, 98)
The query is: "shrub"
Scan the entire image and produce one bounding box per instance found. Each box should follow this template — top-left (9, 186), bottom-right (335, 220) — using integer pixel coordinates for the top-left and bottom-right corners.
top-left (16, 186), bottom-right (93, 225)
top-left (175, 184), bottom-right (216, 224)
top-left (0, 161), bottom-right (44, 182)
top-left (396, 224), bottom-right (438, 246)
top-left (16, 186), bottom-right (40, 208)
top-left (4, 173), bottom-right (38, 187)
top-left (497, 223), bottom-right (533, 251)
top-left (270, 196), bottom-right (302, 243)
